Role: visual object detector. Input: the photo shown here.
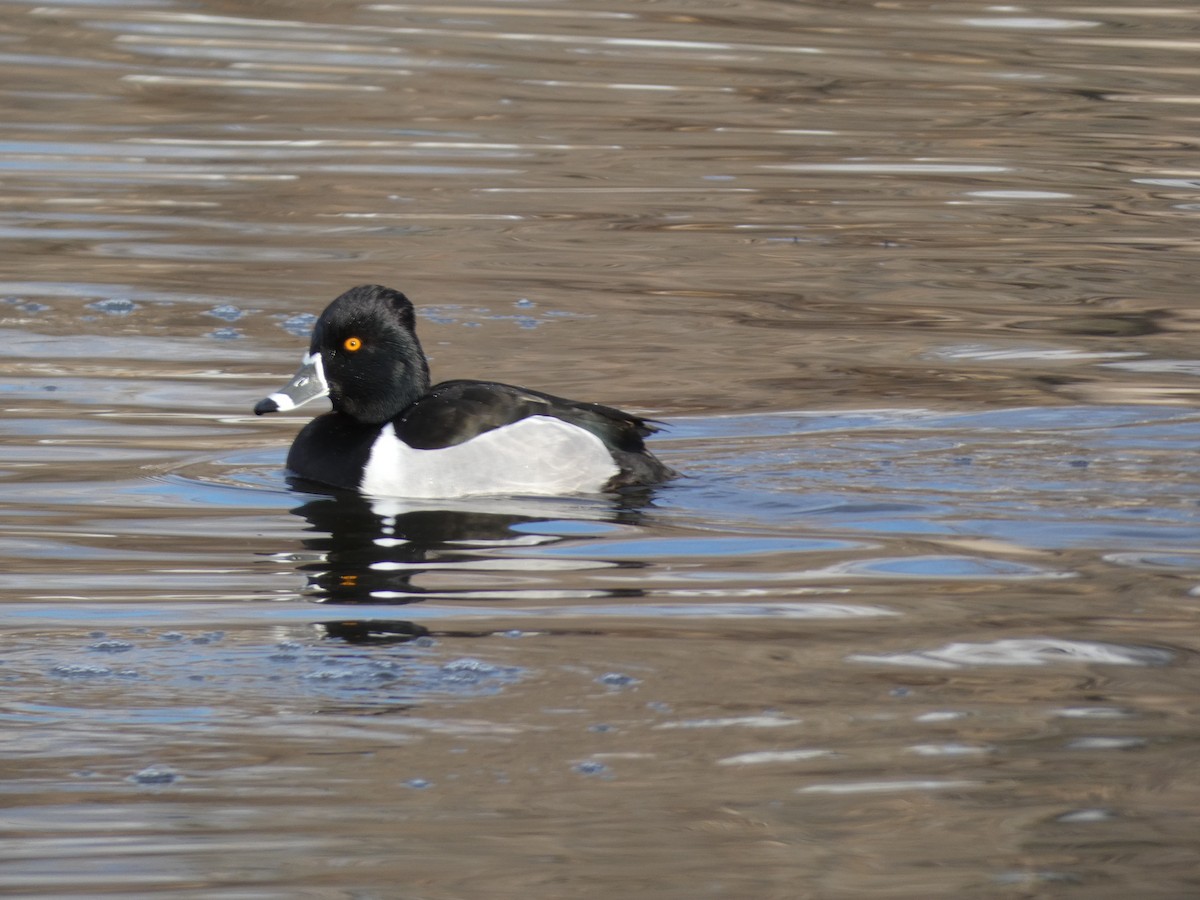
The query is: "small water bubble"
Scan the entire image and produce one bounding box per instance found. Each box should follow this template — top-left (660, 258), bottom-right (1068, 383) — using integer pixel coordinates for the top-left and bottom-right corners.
top-left (367, 666), bottom-right (402, 682)
top-left (914, 710), bottom-right (967, 723)
top-left (404, 778), bottom-right (433, 790)
top-left (87, 298), bottom-right (138, 315)
top-left (908, 743), bottom-right (990, 757)
top-left (597, 672), bottom-right (639, 690)
top-left (1053, 707), bottom-right (1131, 720)
top-left (1066, 736), bottom-right (1146, 751)
top-left (159, 632), bottom-right (186, 643)
top-left (129, 766), bottom-right (178, 786)
top-left (209, 327), bottom-right (242, 341)
top-left (545, 310), bottom-right (588, 319)
top-left (515, 297), bottom-right (535, 308)
top-left (89, 640), bottom-right (135, 653)
top-left (206, 304), bottom-right (243, 321)
top-left (431, 657), bottom-right (523, 691)
top-left (1056, 808), bottom-right (1114, 823)
top-left (440, 658), bottom-right (499, 683)
top-left (444, 658), bottom-right (499, 674)
top-left (993, 871), bottom-right (1081, 886)
top-left (280, 313), bottom-right (318, 337)
top-left (588, 723), bottom-right (615, 733)
top-left (51, 664), bottom-right (113, 678)
top-left (573, 760), bottom-right (610, 777)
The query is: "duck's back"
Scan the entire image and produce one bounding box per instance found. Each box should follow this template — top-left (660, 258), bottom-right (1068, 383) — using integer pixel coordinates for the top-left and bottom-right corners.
top-left (397, 381), bottom-right (656, 450)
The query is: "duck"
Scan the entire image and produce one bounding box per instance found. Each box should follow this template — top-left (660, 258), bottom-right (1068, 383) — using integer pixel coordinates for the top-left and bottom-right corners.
top-left (254, 284), bottom-right (678, 498)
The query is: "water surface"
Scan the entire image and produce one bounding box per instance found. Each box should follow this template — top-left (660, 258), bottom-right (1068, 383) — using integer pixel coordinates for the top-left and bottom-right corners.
top-left (3, 1), bottom-right (1200, 897)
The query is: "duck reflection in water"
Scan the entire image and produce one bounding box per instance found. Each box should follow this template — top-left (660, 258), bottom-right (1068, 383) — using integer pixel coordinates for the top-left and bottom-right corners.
top-left (289, 482), bottom-right (659, 609)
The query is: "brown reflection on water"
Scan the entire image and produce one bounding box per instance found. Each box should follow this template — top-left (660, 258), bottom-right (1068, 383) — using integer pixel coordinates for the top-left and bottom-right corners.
top-left (3, 0), bottom-right (1200, 896)
top-left (4, 615), bottom-right (1197, 896)
top-left (3, 0), bottom-right (1199, 414)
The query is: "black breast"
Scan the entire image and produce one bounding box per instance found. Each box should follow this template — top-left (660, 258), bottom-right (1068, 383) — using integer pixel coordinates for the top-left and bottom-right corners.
top-left (286, 413), bottom-right (382, 490)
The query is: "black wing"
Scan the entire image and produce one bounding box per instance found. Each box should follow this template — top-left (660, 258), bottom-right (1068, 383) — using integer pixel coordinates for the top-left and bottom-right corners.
top-left (394, 380), bottom-right (662, 453)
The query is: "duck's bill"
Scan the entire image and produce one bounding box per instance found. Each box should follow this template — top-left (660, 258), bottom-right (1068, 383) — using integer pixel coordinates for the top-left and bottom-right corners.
top-left (254, 352), bottom-right (329, 415)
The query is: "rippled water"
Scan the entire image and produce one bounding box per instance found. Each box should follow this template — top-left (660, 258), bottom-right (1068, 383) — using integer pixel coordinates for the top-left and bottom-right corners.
top-left (3, 1), bottom-right (1200, 897)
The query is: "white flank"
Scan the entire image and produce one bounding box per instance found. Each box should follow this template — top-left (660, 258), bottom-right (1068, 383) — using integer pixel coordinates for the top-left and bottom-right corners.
top-left (359, 415), bottom-right (620, 498)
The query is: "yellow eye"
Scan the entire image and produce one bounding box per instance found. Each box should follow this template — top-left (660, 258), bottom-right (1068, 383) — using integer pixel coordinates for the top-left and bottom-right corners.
top-left (343, 336), bottom-right (362, 352)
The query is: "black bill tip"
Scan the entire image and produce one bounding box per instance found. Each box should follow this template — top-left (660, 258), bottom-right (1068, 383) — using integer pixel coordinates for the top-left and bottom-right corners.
top-left (254, 398), bottom-right (279, 416)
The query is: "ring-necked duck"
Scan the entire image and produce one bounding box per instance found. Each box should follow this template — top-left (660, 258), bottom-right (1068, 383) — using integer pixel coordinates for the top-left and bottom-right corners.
top-left (254, 284), bottom-right (678, 497)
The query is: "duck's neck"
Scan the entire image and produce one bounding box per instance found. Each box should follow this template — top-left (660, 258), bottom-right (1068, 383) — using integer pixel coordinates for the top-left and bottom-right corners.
top-left (390, 357), bottom-right (431, 416)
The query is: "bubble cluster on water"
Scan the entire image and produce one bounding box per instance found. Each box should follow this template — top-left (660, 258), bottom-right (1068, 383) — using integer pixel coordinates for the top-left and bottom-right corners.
top-left (572, 760), bottom-right (610, 777)
top-left (18, 629), bottom-right (526, 709)
top-left (278, 312), bottom-right (318, 336)
top-left (596, 672), bottom-right (639, 690)
top-left (2, 297), bottom-right (50, 314)
top-left (128, 766), bottom-right (179, 786)
top-left (88, 639), bottom-right (135, 653)
top-left (51, 663), bottom-right (137, 678)
top-left (206, 304), bottom-right (244, 321)
top-left (86, 298), bottom-right (138, 315)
